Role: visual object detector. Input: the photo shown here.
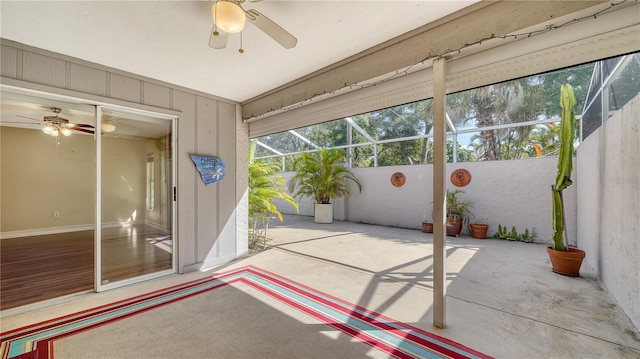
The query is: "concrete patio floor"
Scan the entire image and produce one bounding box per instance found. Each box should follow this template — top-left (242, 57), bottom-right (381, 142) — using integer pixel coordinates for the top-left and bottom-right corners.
top-left (259, 215), bottom-right (640, 358)
top-left (2, 215), bottom-right (639, 358)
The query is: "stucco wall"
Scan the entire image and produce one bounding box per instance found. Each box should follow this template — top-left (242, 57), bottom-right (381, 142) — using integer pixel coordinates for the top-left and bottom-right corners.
top-left (0, 39), bottom-right (247, 273)
top-left (281, 157), bottom-right (577, 245)
top-left (577, 94), bottom-right (640, 331)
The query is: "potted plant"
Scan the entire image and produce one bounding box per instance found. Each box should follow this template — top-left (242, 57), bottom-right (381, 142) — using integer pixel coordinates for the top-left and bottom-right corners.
top-left (446, 189), bottom-right (473, 237)
top-left (547, 84), bottom-right (585, 276)
top-left (469, 216), bottom-right (489, 239)
top-left (422, 210), bottom-right (433, 233)
top-left (288, 148), bottom-right (362, 223)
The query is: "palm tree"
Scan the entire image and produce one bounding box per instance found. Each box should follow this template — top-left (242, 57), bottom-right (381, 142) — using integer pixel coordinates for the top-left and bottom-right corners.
top-left (248, 140), bottom-right (298, 222)
top-left (248, 140), bottom-right (298, 249)
top-left (288, 148), bottom-right (362, 223)
top-left (447, 81), bottom-right (525, 160)
top-left (288, 148), bottom-right (362, 205)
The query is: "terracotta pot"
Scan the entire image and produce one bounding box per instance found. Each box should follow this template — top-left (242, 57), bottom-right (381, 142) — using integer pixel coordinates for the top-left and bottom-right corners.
top-left (546, 246), bottom-right (585, 277)
top-left (446, 218), bottom-right (463, 237)
top-left (469, 223), bottom-right (489, 239)
top-left (421, 222), bottom-right (433, 233)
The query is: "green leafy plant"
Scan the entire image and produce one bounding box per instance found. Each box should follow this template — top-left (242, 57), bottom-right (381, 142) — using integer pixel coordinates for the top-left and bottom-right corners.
top-left (248, 140), bottom-right (299, 251)
top-left (446, 189), bottom-right (473, 221)
top-left (288, 148), bottom-right (362, 204)
top-left (493, 224), bottom-right (536, 243)
top-left (551, 84), bottom-right (576, 251)
top-left (248, 140), bottom-right (298, 222)
top-left (520, 228), bottom-right (534, 243)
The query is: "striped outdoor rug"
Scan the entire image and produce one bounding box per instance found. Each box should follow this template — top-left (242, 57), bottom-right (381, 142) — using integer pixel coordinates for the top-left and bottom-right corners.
top-left (0, 266), bottom-right (492, 359)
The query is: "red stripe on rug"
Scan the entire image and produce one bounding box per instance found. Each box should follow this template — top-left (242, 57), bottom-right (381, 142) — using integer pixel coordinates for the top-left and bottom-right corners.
top-left (240, 277), bottom-right (415, 359)
top-left (24, 280), bottom-right (236, 359)
top-left (1, 272), bottom-right (247, 358)
top-left (246, 266), bottom-right (491, 359)
top-left (2, 266), bottom-right (491, 359)
top-left (41, 278), bottom-right (237, 344)
top-left (1, 268), bottom-right (247, 341)
top-left (244, 268), bottom-right (447, 358)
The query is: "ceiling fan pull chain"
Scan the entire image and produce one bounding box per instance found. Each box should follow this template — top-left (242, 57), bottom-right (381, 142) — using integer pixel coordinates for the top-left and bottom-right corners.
top-left (213, 1), bottom-right (218, 33)
top-left (239, 31), bottom-right (244, 54)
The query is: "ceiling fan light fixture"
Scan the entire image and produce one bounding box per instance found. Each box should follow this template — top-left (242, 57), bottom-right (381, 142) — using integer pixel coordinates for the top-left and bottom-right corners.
top-left (43, 126), bottom-right (59, 137)
top-left (212, 1), bottom-right (246, 34)
top-left (60, 127), bottom-right (72, 137)
top-left (43, 125), bottom-right (56, 136)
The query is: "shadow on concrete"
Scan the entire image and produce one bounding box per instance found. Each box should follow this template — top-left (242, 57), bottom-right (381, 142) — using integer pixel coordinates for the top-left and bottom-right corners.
top-left (266, 214), bottom-right (640, 357)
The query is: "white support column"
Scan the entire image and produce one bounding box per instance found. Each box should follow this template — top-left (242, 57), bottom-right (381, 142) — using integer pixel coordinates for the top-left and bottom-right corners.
top-left (95, 105), bottom-right (102, 292)
top-left (432, 57), bottom-right (447, 328)
top-left (347, 122), bottom-right (352, 168)
top-left (236, 104), bottom-right (249, 258)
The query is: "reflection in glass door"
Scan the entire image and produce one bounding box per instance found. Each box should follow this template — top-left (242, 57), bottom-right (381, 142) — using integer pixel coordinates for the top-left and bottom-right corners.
top-left (97, 107), bottom-right (174, 290)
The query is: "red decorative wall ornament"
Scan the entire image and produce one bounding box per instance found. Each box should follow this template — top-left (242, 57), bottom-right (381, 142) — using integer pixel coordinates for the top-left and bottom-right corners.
top-left (391, 172), bottom-right (406, 187)
top-left (451, 169), bottom-right (471, 187)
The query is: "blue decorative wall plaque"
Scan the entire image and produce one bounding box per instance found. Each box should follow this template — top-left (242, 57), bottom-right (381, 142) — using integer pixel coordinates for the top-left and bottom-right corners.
top-left (190, 155), bottom-right (225, 185)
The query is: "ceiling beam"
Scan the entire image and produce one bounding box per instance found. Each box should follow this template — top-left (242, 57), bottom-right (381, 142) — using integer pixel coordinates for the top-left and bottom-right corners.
top-left (242, 1), bottom-right (603, 120)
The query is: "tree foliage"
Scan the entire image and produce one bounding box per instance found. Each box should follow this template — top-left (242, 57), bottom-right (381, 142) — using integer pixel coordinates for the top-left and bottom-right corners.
top-left (253, 54), bottom-right (640, 166)
top-left (248, 141), bottom-right (298, 223)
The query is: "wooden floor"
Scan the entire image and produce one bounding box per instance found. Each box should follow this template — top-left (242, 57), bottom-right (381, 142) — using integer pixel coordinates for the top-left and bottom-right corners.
top-left (1, 225), bottom-right (172, 311)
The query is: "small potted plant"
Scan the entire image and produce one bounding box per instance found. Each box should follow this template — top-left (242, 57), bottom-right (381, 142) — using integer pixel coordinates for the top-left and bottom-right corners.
top-left (422, 210), bottom-right (433, 233)
top-left (446, 189), bottom-right (473, 237)
top-left (288, 148), bottom-right (362, 224)
top-left (469, 216), bottom-right (489, 239)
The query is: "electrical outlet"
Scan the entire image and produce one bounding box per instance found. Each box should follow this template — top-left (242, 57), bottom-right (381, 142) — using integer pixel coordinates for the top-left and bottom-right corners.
top-left (53, 211), bottom-right (60, 218)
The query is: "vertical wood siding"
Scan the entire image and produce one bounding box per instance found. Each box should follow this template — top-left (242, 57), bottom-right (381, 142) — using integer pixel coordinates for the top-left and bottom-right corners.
top-left (1, 40), bottom-right (243, 273)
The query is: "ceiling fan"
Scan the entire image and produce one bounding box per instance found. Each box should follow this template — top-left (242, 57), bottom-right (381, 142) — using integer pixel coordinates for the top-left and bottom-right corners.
top-left (41, 107), bottom-right (95, 136)
top-left (4, 107), bottom-right (114, 137)
top-left (208, 0), bottom-right (297, 52)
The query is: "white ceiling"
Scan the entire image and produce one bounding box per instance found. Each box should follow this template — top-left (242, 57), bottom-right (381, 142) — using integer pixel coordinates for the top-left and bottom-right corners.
top-left (0, 1), bottom-right (478, 103)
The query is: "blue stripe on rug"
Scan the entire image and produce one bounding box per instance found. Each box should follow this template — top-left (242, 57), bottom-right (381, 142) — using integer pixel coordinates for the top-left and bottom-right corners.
top-left (0, 266), bottom-right (492, 359)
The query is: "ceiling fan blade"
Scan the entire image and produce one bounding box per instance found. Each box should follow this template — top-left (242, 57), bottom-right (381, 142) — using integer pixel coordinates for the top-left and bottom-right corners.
top-left (72, 127), bottom-right (95, 134)
top-left (16, 114), bottom-right (40, 122)
top-left (1, 121), bottom-right (39, 125)
top-left (245, 9), bottom-right (297, 49)
top-left (208, 26), bottom-right (228, 49)
top-left (68, 123), bottom-right (95, 129)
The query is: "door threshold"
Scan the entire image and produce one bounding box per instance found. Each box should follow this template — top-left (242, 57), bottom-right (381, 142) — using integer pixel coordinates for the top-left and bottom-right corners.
top-left (0, 290), bottom-right (94, 318)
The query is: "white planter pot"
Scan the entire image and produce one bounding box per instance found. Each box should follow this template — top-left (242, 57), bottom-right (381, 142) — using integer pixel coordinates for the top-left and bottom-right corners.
top-left (314, 203), bottom-right (333, 224)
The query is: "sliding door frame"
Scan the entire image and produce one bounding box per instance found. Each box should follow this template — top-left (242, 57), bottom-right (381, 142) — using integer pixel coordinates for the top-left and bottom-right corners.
top-left (1, 83), bottom-right (179, 295)
top-left (95, 104), bottom-right (178, 292)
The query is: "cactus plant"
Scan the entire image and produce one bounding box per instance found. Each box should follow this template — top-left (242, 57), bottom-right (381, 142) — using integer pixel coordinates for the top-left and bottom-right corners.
top-left (551, 84), bottom-right (576, 251)
top-left (547, 84), bottom-right (585, 276)
top-left (493, 224), bottom-right (536, 242)
top-left (493, 224), bottom-right (507, 239)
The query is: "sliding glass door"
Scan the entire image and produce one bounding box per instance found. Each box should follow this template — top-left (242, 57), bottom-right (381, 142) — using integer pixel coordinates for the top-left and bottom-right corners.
top-left (1, 86), bottom-right (177, 304)
top-left (0, 92), bottom-right (97, 309)
top-left (96, 107), bottom-right (175, 291)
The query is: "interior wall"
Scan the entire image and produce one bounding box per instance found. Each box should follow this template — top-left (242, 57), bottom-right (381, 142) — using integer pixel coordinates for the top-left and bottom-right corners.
top-left (577, 94), bottom-right (640, 331)
top-left (0, 127), bottom-right (95, 233)
top-left (0, 40), bottom-right (247, 273)
top-left (101, 136), bottom-right (148, 226)
top-left (280, 157), bottom-right (577, 245)
top-left (144, 136), bottom-right (171, 229)
top-left (0, 127), bottom-right (151, 234)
